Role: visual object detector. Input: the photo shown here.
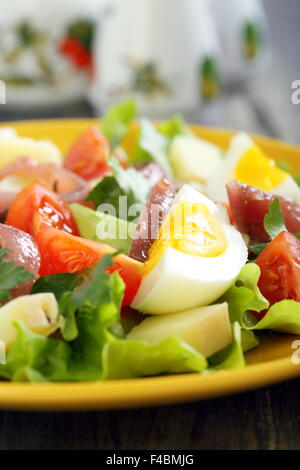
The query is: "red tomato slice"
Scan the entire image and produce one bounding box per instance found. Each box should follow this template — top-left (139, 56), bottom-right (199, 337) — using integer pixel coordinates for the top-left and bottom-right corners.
top-left (64, 126), bottom-right (110, 181)
top-left (255, 231), bottom-right (300, 317)
top-left (227, 180), bottom-right (300, 242)
top-left (35, 223), bottom-right (143, 306)
top-left (6, 182), bottom-right (79, 237)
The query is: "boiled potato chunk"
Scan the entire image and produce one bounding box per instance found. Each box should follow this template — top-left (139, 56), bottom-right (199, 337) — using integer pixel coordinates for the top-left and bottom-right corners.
top-left (0, 293), bottom-right (59, 350)
top-left (0, 127), bottom-right (62, 168)
top-left (170, 135), bottom-right (222, 184)
top-left (127, 302), bottom-right (232, 357)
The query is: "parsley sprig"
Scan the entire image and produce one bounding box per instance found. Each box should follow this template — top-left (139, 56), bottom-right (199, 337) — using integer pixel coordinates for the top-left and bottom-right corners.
top-left (0, 248), bottom-right (34, 301)
top-left (248, 199), bottom-right (286, 258)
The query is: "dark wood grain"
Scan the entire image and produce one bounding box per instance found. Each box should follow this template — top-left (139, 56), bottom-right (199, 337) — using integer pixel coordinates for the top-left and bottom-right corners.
top-left (0, 378), bottom-right (300, 450)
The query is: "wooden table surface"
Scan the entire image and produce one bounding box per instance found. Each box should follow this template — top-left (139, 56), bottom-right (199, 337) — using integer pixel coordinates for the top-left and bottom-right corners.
top-left (0, 0), bottom-right (300, 450)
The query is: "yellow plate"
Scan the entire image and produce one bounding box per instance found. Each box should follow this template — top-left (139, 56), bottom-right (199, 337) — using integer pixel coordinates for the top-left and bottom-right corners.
top-left (0, 118), bottom-right (300, 411)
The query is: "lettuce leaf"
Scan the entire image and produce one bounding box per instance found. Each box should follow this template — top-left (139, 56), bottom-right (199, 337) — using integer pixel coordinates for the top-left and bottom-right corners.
top-left (208, 322), bottom-right (245, 370)
top-left (101, 99), bottom-right (137, 150)
top-left (244, 300), bottom-right (300, 334)
top-left (241, 329), bottom-right (260, 352)
top-left (133, 119), bottom-right (173, 177)
top-left (157, 115), bottom-right (187, 140)
top-left (220, 263), bottom-right (269, 324)
top-left (86, 157), bottom-right (150, 222)
top-left (0, 255), bottom-right (209, 382)
top-left (221, 263), bottom-right (300, 335)
top-left (102, 337), bottom-right (207, 380)
top-left (0, 256), bottom-right (125, 382)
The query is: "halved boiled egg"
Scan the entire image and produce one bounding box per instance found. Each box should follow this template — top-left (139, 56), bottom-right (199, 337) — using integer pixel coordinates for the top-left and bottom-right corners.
top-left (131, 184), bottom-right (248, 315)
top-left (207, 132), bottom-right (300, 203)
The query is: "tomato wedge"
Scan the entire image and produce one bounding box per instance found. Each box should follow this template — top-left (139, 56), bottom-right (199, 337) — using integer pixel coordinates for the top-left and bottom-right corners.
top-left (6, 182), bottom-right (79, 237)
top-left (64, 126), bottom-right (110, 181)
top-left (227, 180), bottom-right (300, 242)
top-left (255, 231), bottom-right (300, 315)
top-left (35, 223), bottom-right (143, 306)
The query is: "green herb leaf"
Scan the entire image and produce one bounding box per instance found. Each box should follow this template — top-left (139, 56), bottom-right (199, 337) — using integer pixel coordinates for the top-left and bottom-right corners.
top-left (86, 157), bottom-right (150, 222)
top-left (248, 242), bottom-right (268, 258)
top-left (263, 198), bottom-right (286, 240)
top-left (0, 248), bottom-right (34, 302)
top-left (31, 272), bottom-right (79, 301)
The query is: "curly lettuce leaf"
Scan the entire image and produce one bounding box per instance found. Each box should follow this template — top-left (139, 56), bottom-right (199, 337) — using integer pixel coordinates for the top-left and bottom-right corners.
top-left (209, 322), bottom-right (245, 371)
top-left (221, 263), bottom-right (300, 335)
top-left (220, 263), bottom-right (269, 324)
top-left (102, 336), bottom-right (207, 380)
top-left (244, 300), bottom-right (300, 334)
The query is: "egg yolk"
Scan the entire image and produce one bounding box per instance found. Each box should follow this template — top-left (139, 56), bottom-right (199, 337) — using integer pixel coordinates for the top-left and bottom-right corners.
top-left (145, 202), bottom-right (228, 274)
top-left (233, 145), bottom-right (287, 191)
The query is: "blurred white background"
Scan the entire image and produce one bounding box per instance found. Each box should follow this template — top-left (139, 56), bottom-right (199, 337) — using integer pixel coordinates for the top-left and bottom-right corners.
top-left (0, 0), bottom-right (299, 144)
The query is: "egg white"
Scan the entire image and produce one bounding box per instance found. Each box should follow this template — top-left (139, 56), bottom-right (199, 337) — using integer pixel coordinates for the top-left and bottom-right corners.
top-left (131, 185), bottom-right (248, 315)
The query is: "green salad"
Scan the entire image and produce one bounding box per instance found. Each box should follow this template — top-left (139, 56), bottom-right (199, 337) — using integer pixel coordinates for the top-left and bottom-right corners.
top-left (0, 99), bottom-right (300, 382)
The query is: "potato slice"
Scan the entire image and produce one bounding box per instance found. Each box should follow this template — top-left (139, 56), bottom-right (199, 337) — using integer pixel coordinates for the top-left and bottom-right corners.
top-left (0, 127), bottom-right (62, 168)
top-left (0, 293), bottom-right (59, 350)
top-left (127, 302), bottom-right (232, 357)
top-left (170, 135), bottom-right (222, 184)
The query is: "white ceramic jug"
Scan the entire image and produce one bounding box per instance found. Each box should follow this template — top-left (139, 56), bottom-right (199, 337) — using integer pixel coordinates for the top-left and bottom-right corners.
top-left (211, 0), bottom-right (271, 84)
top-left (91, 0), bottom-right (221, 117)
top-left (0, 0), bottom-right (104, 108)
